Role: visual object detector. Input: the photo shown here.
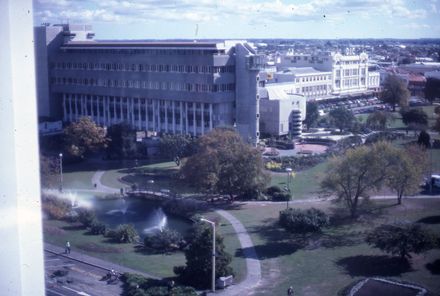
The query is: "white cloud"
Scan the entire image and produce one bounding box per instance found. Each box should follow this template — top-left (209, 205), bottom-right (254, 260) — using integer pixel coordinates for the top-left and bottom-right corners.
top-left (403, 22), bottom-right (430, 29)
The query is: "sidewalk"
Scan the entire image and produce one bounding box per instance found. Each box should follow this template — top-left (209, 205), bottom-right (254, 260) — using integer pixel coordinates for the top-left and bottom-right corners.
top-left (44, 242), bottom-right (162, 280)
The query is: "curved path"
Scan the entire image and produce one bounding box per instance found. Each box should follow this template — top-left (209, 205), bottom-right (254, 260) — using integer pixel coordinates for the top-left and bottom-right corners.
top-left (93, 170), bottom-right (263, 295)
top-left (91, 171), bottom-right (120, 194)
top-left (213, 210), bottom-right (261, 296)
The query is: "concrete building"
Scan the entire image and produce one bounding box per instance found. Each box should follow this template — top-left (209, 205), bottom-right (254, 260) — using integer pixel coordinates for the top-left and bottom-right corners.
top-left (259, 83), bottom-right (306, 137)
top-left (276, 50), bottom-right (380, 97)
top-left (36, 24), bottom-right (264, 144)
top-left (272, 67), bottom-right (332, 99)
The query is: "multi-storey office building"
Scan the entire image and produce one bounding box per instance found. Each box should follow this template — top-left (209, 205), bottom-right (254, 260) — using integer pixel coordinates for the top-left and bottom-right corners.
top-left (37, 25), bottom-right (265, 145)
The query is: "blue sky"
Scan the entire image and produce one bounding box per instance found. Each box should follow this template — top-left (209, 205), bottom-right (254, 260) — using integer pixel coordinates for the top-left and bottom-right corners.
top-left (34, 0), bottom-right (440, 39)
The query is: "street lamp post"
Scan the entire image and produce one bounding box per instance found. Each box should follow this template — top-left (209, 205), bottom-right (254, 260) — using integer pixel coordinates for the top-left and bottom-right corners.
top-left (285, 167), bottom-right (292, 209)
top-left (59, 153), bottom-right (63, 192)
top-left (201, 218), bottom-right (216, 293)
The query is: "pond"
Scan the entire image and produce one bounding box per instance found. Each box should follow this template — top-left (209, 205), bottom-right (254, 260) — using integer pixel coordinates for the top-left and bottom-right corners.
top-left (62, 191), bottom-right (191, 238)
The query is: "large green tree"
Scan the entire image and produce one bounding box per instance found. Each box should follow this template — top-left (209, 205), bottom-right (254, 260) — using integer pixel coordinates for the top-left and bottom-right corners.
top-left (106, 123), bottom-right (142, 159)
top-left (321, 142), bottom-right (397, 218)
top-left (366, 111), bottom-right (394, 130)
top-left (181, 128), bottom-right (269, 200)
top-left (400, 108), bottom-right (428, 133)
top-left (366, 223), bottom-right (436, 260)
top-left (64, 117), bottom-right (109, 158)
top-left (303, 101), bottom-right (320, 131)
top-left (386, 145), bottom-right (427, 205)
top-left (328, 107), bottom-right (355, 133)
top-left (174, 222), bottom-right (233, 288)
top-left (380, 74), bottom-right (410, 111)
top-left (159, 134), bottom-right (196, 161)
top-left (425, 77), bottom-right (440, 104)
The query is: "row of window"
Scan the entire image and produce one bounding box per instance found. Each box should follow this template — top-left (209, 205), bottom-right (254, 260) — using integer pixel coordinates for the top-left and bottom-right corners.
top-left (299, 85), bottom-right (329, 93)
top-left (52, 62), bottom-right (235, 74)
top-left (53, 77), bottom-right (235, 92)
top-left (335, 68), bottom-right (367, 77)
top-left (295, 75), bottom-right (330, 83)
top-left (63, 48), bottom-right (224, 56)
top-left (335, 78), bottom-right (366, 88)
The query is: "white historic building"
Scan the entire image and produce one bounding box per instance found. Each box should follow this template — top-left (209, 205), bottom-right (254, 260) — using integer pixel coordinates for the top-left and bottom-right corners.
top-left (275, 49), bottom-right (380, 99)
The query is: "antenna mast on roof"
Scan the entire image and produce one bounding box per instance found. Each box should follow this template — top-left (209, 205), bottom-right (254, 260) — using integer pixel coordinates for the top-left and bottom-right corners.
top-left (194, 24), bottom-right (198, 43)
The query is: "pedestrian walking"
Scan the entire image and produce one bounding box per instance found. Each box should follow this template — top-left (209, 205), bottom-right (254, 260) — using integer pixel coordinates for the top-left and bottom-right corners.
top-left (287, 286), bottom-right (294, 296)
top-left (65, 241), bottom-right (71, 254)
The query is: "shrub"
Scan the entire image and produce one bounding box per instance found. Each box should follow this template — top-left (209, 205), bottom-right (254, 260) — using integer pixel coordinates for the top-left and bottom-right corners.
top-left (144, 228), bottom-right (185, 252)
top-left (89, 220), bottom-right (106, 235)
top-left (265, 185), bottom-right (283, 195)
top-left (76, 208), bottom-right (96, 227)
top-left (162, 198), bottom-right (207, 219)
top-left (107, 224), bottom-right (139, 243)
top-left (41, 194), bottom-right (71, 220)
top-left (366, 223), bottom-right (437, 259)
top-left (121, 273), bottom-right (197, 296)
top-left (279, 208), bottom-right (329, 233)
top-left (272, 192), bottom-right (291, 201)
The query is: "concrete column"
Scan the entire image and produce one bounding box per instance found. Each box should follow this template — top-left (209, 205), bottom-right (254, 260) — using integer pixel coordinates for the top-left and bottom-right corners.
top-left (180, 102), bottom-right (184, 134)
top-left (69, 94), bottom-right (73, 122)
top-left (193, 102), bottom-right (196, 136)
top-left (185, 102), bottom-right (189, 134)
top-left (152, 99), bottom-right (156, 131)
top-left (102, 96), bottom-right (106, 126)
top-left (157, 100), bottom-right (161, 132)
top-left (138, 98), bottom-right (141, 130)
top-left (172, 101), bottom-right (176, 133)
top-left (97, 96), bottom-right (101, 125)
top-left (165, 100), bottom-right (169, 133)
top-left (145, 99), bottom-right (149, 131)
top-left (209, 103), bottom-right (213, 130)
top-left (74, 94), bottom-right (79, 120)
top-left (126, 97), bottom-right (130, 124)
top-left (91, 95), bottom-right (94, 118)
top-left (113, 97), bottom-right (117, 124)
top-left (201, 103), bottom-right (205, 135)
top-left (131, 97), bottom-right (135, 127)
top-left (62, 94), bottom-right (67, 121)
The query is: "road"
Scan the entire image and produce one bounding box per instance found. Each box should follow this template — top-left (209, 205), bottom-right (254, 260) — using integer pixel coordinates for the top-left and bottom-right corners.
top-left (44, 251), bottom-right (122, 296)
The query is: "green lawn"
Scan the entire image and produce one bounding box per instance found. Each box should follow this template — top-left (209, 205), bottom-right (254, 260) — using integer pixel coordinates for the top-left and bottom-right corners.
top-left (44, 219), bottom-right (186, 278)
top-left (226, 199), bottom-right (440, 296)
top-left (269, 162), bottom-right (329, 199)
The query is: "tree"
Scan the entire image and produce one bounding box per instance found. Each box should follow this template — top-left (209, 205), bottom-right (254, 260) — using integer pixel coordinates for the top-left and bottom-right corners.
top-left (417, 130), bottom-right (431, 148)
top-left (425, 77), bottom-right (440, 104)
top-left (366, 223), bottom-right (436, 260)
top-left (328, 107), bottom-right (355, 133)
top-left (107, 224), bottom-right (139, 243)
top-left (366, 111), bottom-right (393, 130)
top-left (181, 128), bottom-right (269, 200)
top-left (321, 142), bottom-right (396, 218)
top-left (40, 154), bottom-right (58, 187)
top-left (174, 222), bottom-right (233, 288)
top-left (303, 101), bottom-right (320, 131)
top-left (380, 75), bottom-right (410, 111)
top-left (400, 108), bottom-right (428, 132)
top-left (387, 145), bottom-right (427, 204)
top-left (159, 134), bottom-right (197, 161)
top-left (144, 228), bottom-right (185, 252)
top-left (64, 117), bottom-right (109, 158)
top-left (106, 123), bottom-right (140, 159)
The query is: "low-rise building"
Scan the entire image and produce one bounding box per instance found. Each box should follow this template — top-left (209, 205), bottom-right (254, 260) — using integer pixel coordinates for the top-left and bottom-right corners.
top-left (258, 83), bottom-right (306, 137)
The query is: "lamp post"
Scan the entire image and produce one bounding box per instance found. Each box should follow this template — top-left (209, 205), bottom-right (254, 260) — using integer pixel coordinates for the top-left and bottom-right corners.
top-left (59, 153), bottom-right (63, 192)
top-left (285, 167), bottom-right (292, 209)
top-left (201, 218), bottom-right (216, 293)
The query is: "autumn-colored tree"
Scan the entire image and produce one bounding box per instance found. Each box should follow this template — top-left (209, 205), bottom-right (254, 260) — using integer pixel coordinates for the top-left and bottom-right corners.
top-left (64, 117), bottom-right (109, 158)
top-left (181, 128), bottom-right (269, 200)
top-left (380, 75), bottom-right (410, 111)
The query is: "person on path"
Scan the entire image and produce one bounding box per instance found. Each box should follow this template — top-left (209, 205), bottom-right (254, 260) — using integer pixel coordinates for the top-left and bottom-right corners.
top-left (287, 286), bottom-right (294, 296)
top-left (65, 241), bottom-right (71, 254)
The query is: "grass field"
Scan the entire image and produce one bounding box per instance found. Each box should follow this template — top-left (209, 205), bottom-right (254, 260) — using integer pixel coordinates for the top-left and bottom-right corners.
top-left (225, 199), bottom-right (440, 296)
top-left (44, 219), bottom-right (186, 278)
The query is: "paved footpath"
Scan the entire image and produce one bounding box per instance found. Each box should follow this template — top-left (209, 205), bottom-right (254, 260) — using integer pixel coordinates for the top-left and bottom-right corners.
top-left (44, 242), bottom-right (161, 280)
top-left (91, 171), bottom-right (120, 194)
top-left (210, 210), bottom-right (262, 296)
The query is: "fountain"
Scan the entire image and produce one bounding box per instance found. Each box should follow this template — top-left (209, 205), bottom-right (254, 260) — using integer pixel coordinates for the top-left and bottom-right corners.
top-left (143, 208), bottom-right (168, 234)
